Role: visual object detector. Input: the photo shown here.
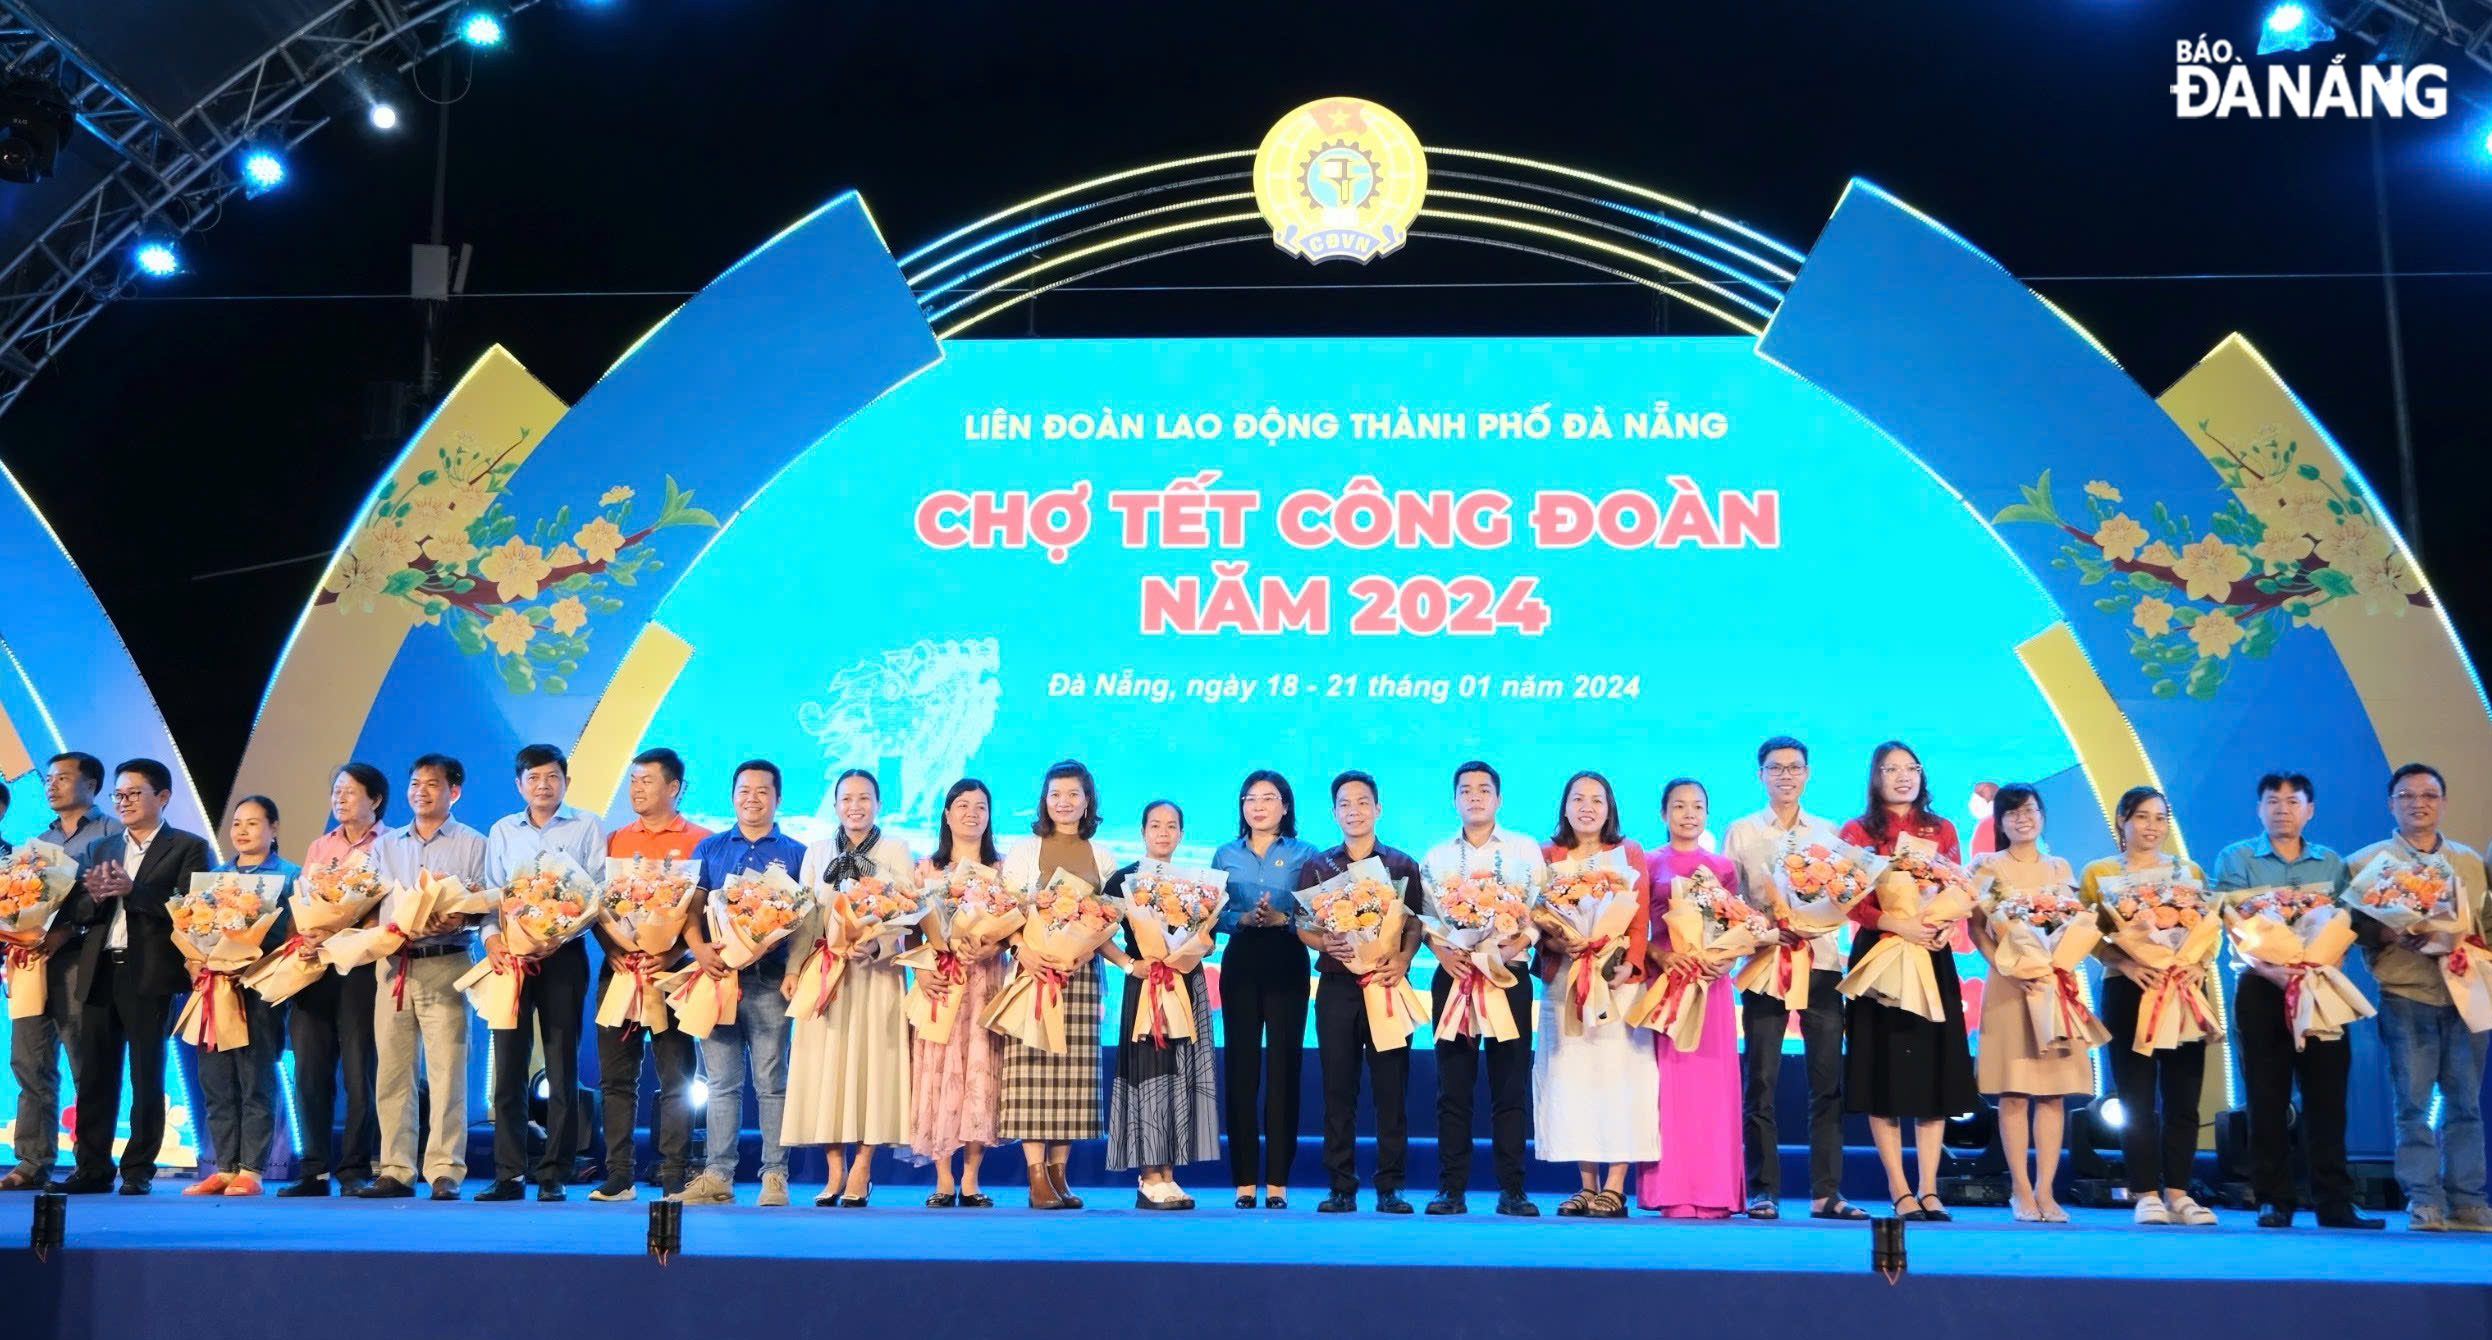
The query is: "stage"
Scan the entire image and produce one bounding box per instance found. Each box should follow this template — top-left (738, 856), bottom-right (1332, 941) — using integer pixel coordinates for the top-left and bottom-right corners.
top-left (5, 1185), bottom-right (2486, 1339)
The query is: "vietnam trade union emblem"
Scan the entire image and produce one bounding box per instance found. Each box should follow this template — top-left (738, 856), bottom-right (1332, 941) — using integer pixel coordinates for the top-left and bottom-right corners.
top-left (1253, 97), bottom-right (1427, 265)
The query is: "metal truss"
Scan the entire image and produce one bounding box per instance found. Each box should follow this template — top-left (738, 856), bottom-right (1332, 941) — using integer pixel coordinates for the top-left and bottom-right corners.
top-left (2328, 1), bottom-right (2492, 78)
top-left (0, 0), bottom-right (541, 420)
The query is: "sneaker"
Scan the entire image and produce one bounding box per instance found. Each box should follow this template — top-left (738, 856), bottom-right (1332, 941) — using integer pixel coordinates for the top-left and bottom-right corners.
top-left (758, 1172), bottom-right (789, 1207)
top-left (2167, 1195), bottom-right (2218, 1226)
top-left (673, 1171), bottom-right (734, 1205)
top-left (2408, 1205), bottom-right (2449, 1232)
top-left (183, 1173), bottom-right (234, 1197)
top-left (2448, 1205), bottom-right (2492, 1233)
top-left (223, 1171), bottom-right (263, 1197)
top-left (589, 1175), bottom-right (637, 1202)
top-left (2132, 1194), bottom-right (2171, 1225)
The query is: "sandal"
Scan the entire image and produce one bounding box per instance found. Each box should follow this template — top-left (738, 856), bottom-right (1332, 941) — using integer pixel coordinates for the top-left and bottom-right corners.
top-left (1557, 1189), bottom-right (1598, 1218)
top-left (1746, 1196), bottom-right (1780, 1220)
top-left (1811, 1199), bottom-right (1871, 1220)
top-left (1891, 1195), bottom-right (1926, 1222)
top-left (1588, 1189), bottom-right (1628, 1219)
top-left (1916, 1193), bottom-right (1952, 1223)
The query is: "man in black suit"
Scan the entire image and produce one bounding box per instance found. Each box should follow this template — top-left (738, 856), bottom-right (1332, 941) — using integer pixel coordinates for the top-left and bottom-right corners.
top-left (51, 758), bottom-right (212, 1194)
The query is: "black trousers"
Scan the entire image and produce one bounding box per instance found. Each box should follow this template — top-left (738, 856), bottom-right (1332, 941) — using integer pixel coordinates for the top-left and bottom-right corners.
top-left (2233, 974), bottom-right (2354, 1212)
top-left (490, 939), bottom-right (590, 1185)
top-left (2099, 975), bottom-right (2207, 1195)
top-left (287, 962), bottom-right (378, 1181)
top-left (1315, 970), bottom-right (1408, 1193)
top-left (70, 953), bottom-right (173, 1182)
top-left (1219, 927), bottom-right (1310, 1187)
top-left (595, 962), bottom-right (696, 1189)
top-left (1430, 967), bottom-right (1534, 1197)
top-left (1740, 973), bottom-right (1848, 1201)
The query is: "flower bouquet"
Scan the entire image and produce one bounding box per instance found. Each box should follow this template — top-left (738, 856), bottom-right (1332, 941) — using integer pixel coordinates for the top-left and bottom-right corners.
top-left (789, 873), bottom-right (930, 1020)
top-left (0, 840), bottom-right (78, 1021)
top-left (315, 871), bottom-right (490, 979)
top-left (1734, 836), bottom-right (1887, 1012)
top-left (659, 863), bottom-right (811, 1038)
top-left (979, 868), bottom-right (1120, 1054)
top-left (456, 851), bottom-right (602, 1030)
top-left (2224, 884), bottom-right (2373, 1048)
top-left (2097, 867), bottom-right (2224, 1054)
top-left (2344, 851), bottom-right (2491, 1031)
top-left (1114, 860), bottom-right (1225, 1047)
top-left (1295, 857), bottom-right (1425, 1051)
top-left (1534, 851), bottom-right (1644, 1037)
top-left (170, 871), bottom-right (287, 1051)
top-left (1837, 848), bottom-right (1978, 1023)
top-left (1632, 864), bottom-right (1774, 1050)
top-left (900, 863), bottom-right (1022, 1044)
top-left (1980, 881), bottom-right (2110, 1054)
top-left (594, 857), bottom-right (700, 1032)
top-left (1420, 869), bottom-right (1533, 1043)
top-left (242, 852), bottom-right (390, 1006)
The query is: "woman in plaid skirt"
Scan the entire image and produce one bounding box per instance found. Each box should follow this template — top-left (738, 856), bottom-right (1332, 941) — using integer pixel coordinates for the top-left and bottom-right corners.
top-left (996, 759), bottom-right (1127, 1210)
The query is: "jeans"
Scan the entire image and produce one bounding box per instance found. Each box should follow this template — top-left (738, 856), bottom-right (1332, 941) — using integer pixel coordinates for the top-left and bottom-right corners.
top-left (1740, 972), bottom-right (1847, 1201)
top-left (6, 949), bottom-right (79, 1179)
top-left (698, 967), bottom-right (790, 1181)
top-left (197, 995), bottom-right (288, 1174)
top-left (2377, 991), bottom-right (2489, 1213)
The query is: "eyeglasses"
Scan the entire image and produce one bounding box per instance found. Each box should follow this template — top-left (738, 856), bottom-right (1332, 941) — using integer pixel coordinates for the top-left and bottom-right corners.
top-left (1762, 764), bottom-right (1807, 778)
top-left (108, 789), bottom-right (151, 803)
top-left (2390, 791), bottom-right (2443, 804)
top-left (1878, 764), bottom-right (1924, 778)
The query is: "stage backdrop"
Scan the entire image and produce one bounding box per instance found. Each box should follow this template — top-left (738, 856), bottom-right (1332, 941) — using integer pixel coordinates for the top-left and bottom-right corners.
top-left (218, 178), bottom-right (2492, 1161)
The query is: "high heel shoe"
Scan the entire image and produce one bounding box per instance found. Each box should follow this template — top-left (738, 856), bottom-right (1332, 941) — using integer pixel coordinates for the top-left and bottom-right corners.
top-left (1025, 1165), bottom-right (1065, 1211)
top-left (1045, 1163), bottom-right (1083, 1210)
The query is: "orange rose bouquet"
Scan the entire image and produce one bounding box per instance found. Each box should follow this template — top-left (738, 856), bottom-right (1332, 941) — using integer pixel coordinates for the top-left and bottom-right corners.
top-left (789, 874), bottom-right (929, 1020)
top-left (2344, 852), bottom-right (2489, 1031)
top-left (1114, 861), bottom-right (1225, 1047)
top-left (170, 871), bottom-right (287, 1051)
top-left (2097, 867), bottom-right (2224, 1053)
top-left (243, 853), bottom-right (390, 1007)
top-left (979, 869), bottom-right (1120, 1054)
top-left (1736, 836), bottom-right (1887, 1012)
top-left (1838, 849), bottom-right (1978, 1023)
top-left (1421, 870), bottom-right (1533, 1043)
top-left (901, 864), bottom-right (1023, 1044)
top-left (1634, 865), bottom-right (1773, 1049)
top-left (1535, 852), bottom-right (1642, 1038)
top-left (315, 871), bottom-right (489, 975)
top-left (2224, 884), bottom-right (2372, 1048)
top-left (660, 862), bottom-right (811, 1038)
top-left (594, 857), bottom-right (700, 1031)
top-left (457, 851), bottom-right (601, 1030)
top-left (1979, 882), bottom-right (2110, 1054)
top-left (0, 840), bottom-right (78, 1021)
top-left (1296, 857), bottom-right (1425, 1051)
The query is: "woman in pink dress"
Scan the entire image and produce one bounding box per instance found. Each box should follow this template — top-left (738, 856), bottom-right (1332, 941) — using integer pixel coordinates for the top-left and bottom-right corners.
top-left (1639, 777), bottom-right (1746, 1217)
top-left (905, 779), bottom-right (1008, 1207)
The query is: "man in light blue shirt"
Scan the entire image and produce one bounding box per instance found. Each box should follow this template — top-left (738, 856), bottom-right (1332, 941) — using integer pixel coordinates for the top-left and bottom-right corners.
top-left (476, 743), bottom-right (604, 1202)
top-left (361, 754), bottom-right (486, 1201)
top-left (2209, 769), bottom-right (2378, 1231)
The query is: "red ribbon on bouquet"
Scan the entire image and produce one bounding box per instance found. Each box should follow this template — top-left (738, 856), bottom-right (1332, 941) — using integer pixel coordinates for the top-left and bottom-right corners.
top-left (1772, 923), bottom-right (1799, 999)
top-left (620, 953), bottom-right (656, 1028)
top-left (2451, 934), bottom-right (2486, 979)
top-left (385, 925), bottom-right (411, 1010)
top-left (2050, 966), bottom-right (2096, 1034)
top-left (1139, 960), bottom-right (1179, 1048)
top-left (1651, 961), bottom-right (1704, 1033)
top-left (2142, 969), bottom-right (2216, 1042)
top-left (190, 965), bottom-right (226, 1050)
top-left (1358, 969), bottom-right (1403, 1017)
top-left (1032, 963), bottom-right (1067, 1014)
top-left (805, 935), bottom-right (842, 1014)
top-left (932, 949), bottom-right (964, 984)
top-left (1572, 937), bottom-right (1612, 1015)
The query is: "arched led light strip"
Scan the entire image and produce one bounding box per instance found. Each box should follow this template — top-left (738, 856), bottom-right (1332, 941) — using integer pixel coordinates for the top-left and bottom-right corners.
top-left (1425, 191), bottom-right (1777, 322)
top-left (929, 212), bottom-right (1266, 331)
top-left (917, 192), bottom-right (1257, 306)
top-left (908, 172), bottom-right (1253, 293)
top-left (899, 150), bottom-right (1257, 270)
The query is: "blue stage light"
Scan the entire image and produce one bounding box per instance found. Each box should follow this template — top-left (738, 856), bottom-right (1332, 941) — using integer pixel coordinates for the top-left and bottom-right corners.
top-left (369, 102), bottom-right (399, 131)
top-left (2257, 4), bottom-right (2335, 55)
top-left (133, 239), bottom-right (181, 277)
top-left (240, 147), bottom-right (287, 195)
top-left (460, 11), bottom-right (505, 47)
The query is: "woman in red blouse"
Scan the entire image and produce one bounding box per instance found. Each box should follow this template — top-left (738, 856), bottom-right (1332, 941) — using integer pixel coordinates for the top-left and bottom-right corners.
top-left (1839, 740), bottom-right (1978, 1222)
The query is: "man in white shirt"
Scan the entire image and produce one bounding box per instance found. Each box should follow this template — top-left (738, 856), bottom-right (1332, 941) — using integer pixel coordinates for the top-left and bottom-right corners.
top-left (1420, 760), bottom-right (1545, 1217)
top-left (1719, 735), bottom-right (1863, 1220)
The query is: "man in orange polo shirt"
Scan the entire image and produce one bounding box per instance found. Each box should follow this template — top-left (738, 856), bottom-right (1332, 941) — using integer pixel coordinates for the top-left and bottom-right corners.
top-left (593, 748), bottom-right (710, 1200)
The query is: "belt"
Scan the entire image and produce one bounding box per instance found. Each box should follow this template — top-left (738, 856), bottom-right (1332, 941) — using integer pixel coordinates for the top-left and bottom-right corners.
top-left (107, 948), bottom-right (130, 963)
top-left (401, 943), bottom-right (471, 960)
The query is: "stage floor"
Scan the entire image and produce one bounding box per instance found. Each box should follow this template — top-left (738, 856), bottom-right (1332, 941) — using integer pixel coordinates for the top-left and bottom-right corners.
top-left (7, 1186), bottom-right (2488, 1339)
